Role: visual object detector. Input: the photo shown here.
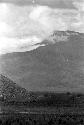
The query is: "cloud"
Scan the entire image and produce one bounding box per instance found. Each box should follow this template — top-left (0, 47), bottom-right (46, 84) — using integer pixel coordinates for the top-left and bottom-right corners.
top-left (0, 3), bottom-right (84, 55)
top-left (6, 5), bottom-right (69, 38)
top-left (0, 0), bottom-right (75, 9)
top-left (72, 0), bottom-right (84, 11)
top-left (0, 36), bottom-right (43, 55)
top-left (29, 6), bottom-right (68, 34)
top-left (71, 0), bottom-right (84, 32)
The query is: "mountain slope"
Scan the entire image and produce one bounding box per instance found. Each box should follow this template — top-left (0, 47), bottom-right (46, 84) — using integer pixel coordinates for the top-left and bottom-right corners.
top-left (0, 31), bottom-right (84, 92)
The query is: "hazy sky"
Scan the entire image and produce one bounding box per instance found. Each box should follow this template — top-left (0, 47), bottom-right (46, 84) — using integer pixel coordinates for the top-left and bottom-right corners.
top-left (0, 0), bottom-right (84, 54)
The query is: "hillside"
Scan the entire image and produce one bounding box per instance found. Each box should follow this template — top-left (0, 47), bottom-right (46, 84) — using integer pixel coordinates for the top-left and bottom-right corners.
top-left (0, 74), bottom-right (31, 102)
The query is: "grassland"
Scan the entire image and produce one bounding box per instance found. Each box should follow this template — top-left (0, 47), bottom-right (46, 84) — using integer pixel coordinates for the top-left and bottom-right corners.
top-left (0, 110), bottom-right (84, 125)
top-left (1, 92), bottom-right (84, 125)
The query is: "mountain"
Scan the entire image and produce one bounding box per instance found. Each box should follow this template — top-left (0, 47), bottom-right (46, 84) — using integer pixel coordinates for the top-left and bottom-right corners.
top-left (46, 30), bottom-right (81, 43)
top-left (51, 30), bottom-right (80, 37)
top-left (0, 30), bottom-right (84, 92)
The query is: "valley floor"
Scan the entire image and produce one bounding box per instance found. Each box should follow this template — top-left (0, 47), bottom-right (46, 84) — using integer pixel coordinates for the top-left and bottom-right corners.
top-left (0, 110), bottom-right (84, 125)
top-left (0, 106), bottom-right (84, 124)
top-left (1, 105), bottom-right (84, 114)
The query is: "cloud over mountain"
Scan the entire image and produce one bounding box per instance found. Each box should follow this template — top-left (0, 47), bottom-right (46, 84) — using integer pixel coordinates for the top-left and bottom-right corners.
top-left (73, 0), bottom-right (84, 11)
top-left (0, 3), bottom-right (84, 54)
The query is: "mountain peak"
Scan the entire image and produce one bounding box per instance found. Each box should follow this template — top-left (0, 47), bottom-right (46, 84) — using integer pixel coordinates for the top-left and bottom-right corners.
top-left (47, 30), bottom-right (80, 43)
top-left (53, 30), bottom-right (79, 36)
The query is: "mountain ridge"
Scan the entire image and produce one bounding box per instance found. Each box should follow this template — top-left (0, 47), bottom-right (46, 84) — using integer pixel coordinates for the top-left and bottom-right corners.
top-left (46, 30), bottom-right (82, 43)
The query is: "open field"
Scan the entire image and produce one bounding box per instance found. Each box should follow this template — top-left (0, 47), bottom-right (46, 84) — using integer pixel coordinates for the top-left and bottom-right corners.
top-left (1, 110), bottom-right (84, 125)
top-left (1, 105), bottom-right (84, 114)
top-left (0, 106), bottom-right (84, 125)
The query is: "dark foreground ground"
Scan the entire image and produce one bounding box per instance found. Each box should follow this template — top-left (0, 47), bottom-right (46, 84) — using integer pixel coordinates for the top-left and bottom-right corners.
top-left (1, 92), bottom-right (84, 124)
top-left (1, 107), bottom-right (84, 125)
top-left (1, 112), bottom-right (84, 125)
